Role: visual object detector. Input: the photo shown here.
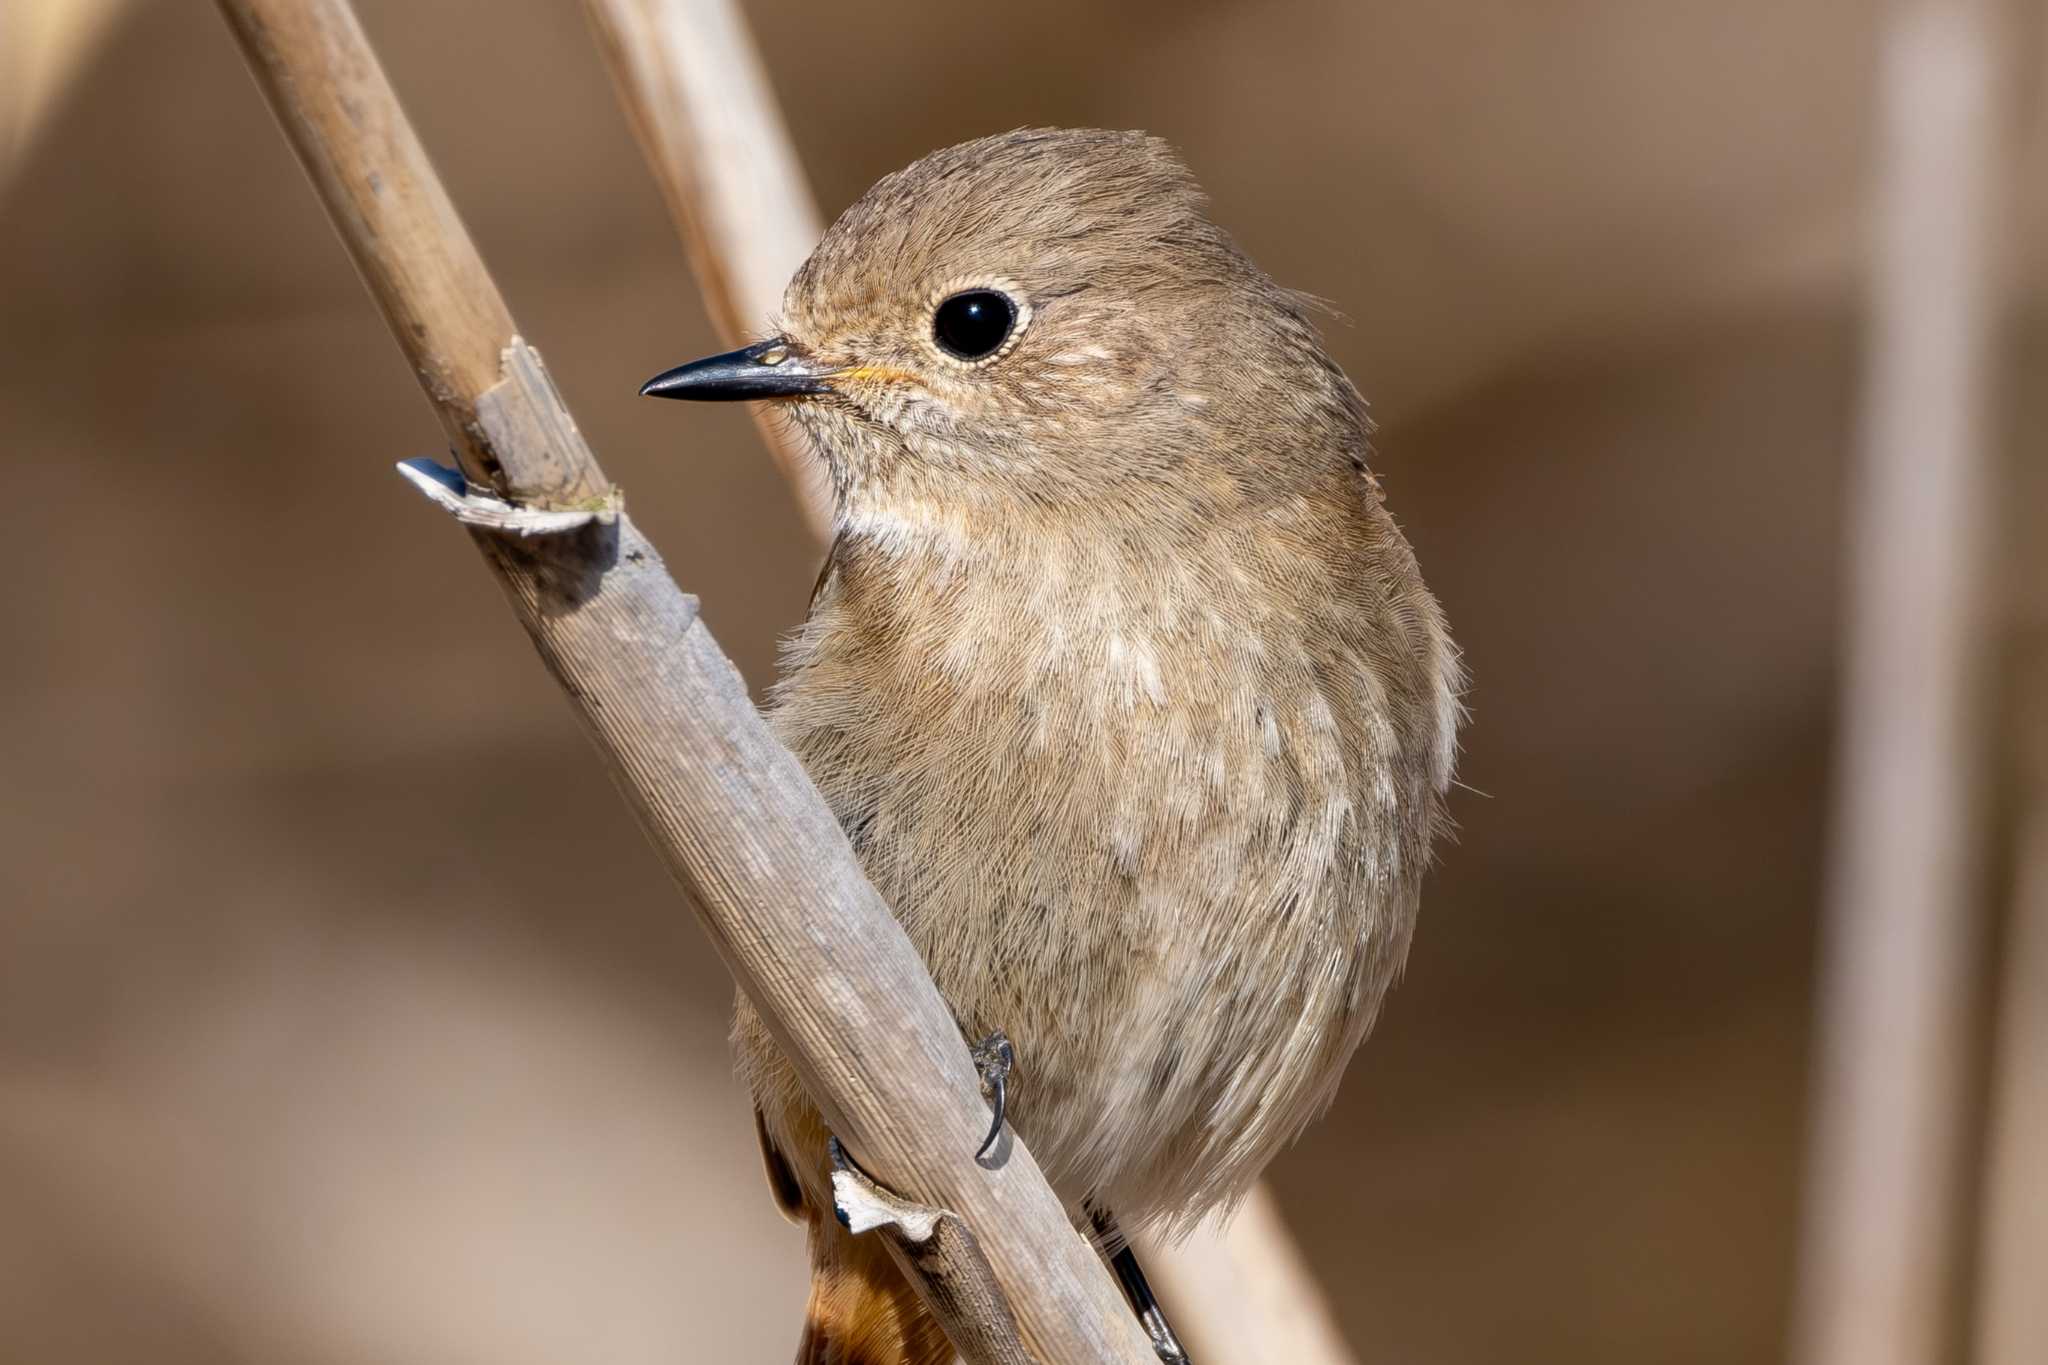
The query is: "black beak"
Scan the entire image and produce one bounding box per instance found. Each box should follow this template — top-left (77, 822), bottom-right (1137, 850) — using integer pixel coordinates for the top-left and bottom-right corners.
top-left (639, 338), bottom-right (832, 401)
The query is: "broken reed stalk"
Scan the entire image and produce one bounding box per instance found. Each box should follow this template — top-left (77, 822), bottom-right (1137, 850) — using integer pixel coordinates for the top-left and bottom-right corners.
top-left (582, 2), bottom-right (1363, 1358)
top-left (213, 1), bottom-right (1155, 1359)
top-left (1790, 4), bottom-right (2008, 1365)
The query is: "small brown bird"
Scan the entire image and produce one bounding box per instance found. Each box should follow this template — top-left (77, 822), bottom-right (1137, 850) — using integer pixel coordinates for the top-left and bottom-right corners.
top-left (644, 128), bottom-right (1461, 1364)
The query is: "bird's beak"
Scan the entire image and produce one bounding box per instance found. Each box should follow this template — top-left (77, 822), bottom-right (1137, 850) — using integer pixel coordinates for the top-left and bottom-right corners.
top-left (638, 337), bottom-right (832, 402)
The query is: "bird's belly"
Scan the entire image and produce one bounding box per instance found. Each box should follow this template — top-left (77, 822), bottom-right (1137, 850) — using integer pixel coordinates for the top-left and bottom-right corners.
top-left (767, 656), bottom-right (1419, 1229)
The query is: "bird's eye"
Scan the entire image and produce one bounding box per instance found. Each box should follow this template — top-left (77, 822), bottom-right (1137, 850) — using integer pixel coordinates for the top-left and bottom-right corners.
top-left (932, 290), bottom-right (1017, 362)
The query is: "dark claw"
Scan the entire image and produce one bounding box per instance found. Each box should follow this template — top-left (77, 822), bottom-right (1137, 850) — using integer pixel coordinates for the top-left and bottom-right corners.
top-left (976, 1070), bottom-right (1006, 1160)
top-left (969, 1030), bottom-right (1015, 1161)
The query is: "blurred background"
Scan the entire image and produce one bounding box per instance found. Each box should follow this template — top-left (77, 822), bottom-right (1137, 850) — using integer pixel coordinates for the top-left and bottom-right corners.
top-left (1, 1), bottom-right (2041, 1361)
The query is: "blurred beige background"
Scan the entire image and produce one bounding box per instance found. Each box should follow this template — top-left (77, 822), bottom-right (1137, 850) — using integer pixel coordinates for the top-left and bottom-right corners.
top-left (1, 1), bottom-right (2042, 1361)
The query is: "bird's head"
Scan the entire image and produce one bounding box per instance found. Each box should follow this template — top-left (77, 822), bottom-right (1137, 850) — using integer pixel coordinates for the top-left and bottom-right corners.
top-left (642, 128), bottom-right (1367, 537)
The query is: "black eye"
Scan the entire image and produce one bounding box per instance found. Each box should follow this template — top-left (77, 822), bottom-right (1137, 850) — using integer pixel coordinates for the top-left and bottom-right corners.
top-left (932, 290), bottom-right (1017, 361)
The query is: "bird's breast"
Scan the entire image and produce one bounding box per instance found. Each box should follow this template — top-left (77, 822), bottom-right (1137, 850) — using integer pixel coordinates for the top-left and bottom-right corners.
top-left (762, 510), bottom-right (1451, 1222)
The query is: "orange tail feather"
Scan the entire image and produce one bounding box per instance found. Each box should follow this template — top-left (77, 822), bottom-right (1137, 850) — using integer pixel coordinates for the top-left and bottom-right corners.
top-left (794, 1216), bottom-right (953, 1365)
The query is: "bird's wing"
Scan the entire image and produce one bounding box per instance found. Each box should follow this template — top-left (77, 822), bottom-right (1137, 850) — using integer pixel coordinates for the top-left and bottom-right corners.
top-left (754, 1105), bottom-right (807, 1224)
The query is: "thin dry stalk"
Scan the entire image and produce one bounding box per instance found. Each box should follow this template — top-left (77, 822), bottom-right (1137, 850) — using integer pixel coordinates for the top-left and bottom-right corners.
top-left (213, 0), bottom-right (1155, 1359)
top-left (581, 0), bottom-right (832, 541)
top-left (1, 0), bottom-right (132, 174)
top-left (1789, 4), bottom-right (2009, 1364)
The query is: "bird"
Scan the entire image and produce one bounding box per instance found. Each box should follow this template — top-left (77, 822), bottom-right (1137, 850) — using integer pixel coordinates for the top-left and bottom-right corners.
top-left (642, 127), bottom-right (1462, 1365)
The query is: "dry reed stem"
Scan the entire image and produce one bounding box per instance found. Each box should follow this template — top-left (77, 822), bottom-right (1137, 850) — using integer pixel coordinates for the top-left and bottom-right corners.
top-left (1790, 4), bottom-right (2009, 1364)
top-left (214, 0), bottom-right (1155, 1358)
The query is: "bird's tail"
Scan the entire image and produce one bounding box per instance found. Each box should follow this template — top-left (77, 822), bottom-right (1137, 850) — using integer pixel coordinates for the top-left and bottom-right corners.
top-left (794, 1215), bottom-right (952, 1365)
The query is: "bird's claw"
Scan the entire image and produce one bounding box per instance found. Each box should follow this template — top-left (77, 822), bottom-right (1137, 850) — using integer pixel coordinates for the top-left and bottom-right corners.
top-left (969, 1030), bottom-right (1014, 1161)
top-left (1144, 1315), bottom-right (1192, 1363)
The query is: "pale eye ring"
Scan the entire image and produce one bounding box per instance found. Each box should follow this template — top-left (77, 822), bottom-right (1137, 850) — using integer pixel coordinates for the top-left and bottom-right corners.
top-left (932, 289), bottom-right (1018, 363)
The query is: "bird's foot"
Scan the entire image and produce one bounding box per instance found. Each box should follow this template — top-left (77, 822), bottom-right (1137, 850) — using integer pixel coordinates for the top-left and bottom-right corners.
top-left (1093, 1207), bottom-right (1194, 1363)
top-left (968, 1030), bottom-right (1015, 1161)
top-left (1126, 1261), bottom-right (1192, 1364)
